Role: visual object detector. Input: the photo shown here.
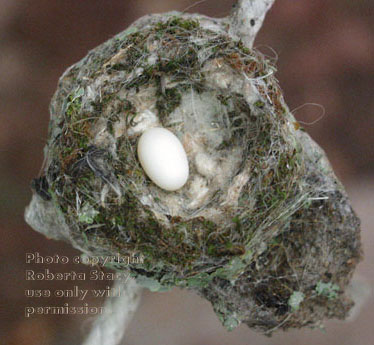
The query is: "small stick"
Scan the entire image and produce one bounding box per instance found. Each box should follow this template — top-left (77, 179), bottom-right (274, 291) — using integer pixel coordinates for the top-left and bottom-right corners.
top-left (229, 0), bottom-right (276, 48)
top-left (82, 278), bottom-right (142, 345)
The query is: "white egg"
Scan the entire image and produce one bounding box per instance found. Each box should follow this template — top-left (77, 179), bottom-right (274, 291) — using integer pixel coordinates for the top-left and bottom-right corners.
top-left (137, 127), bottom-right (189, 191)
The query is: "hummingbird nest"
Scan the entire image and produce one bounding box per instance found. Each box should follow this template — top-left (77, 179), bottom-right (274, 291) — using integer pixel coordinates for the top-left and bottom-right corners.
top-left (25, 13), bottom-right (362, 334)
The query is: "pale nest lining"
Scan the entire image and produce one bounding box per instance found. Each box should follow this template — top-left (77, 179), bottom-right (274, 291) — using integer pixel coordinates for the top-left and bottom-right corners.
top-left (126, 88), bottom-right (246, 220)
top-left (26, 13), bottom-right (361, 334)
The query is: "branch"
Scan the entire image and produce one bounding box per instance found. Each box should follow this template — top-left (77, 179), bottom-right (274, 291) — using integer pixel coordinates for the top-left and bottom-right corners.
top-left (82, 278), bottom-right (142, 345)
top-left (229, 0), bottom-right (276, 47)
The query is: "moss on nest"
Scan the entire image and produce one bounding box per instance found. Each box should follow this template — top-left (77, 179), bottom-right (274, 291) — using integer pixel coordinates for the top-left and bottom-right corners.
top-left (28, 14), bottom-right (362, 334)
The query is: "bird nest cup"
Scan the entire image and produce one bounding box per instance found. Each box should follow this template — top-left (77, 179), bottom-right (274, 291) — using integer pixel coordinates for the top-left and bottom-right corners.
top-left (26, 14), bottom-right (361, 333)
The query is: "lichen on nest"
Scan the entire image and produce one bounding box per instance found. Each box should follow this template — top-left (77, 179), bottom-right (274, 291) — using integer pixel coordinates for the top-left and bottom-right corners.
top-left (26, 14), bottom-right (362, 334)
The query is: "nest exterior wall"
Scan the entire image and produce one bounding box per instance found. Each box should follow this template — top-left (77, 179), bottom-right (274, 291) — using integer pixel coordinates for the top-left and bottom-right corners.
top-left (26, 13), bottom-right (362, 334)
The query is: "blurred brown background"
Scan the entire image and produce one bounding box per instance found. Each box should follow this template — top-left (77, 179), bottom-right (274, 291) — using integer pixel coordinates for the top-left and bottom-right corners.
top-left (0, 0), bottom-right (373, 344)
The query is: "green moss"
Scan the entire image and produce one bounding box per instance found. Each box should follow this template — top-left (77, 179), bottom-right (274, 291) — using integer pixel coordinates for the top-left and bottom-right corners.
top-left (124, 67), bottom-right (154, 90)
top-left (65, 87), bottom-right (84, 118)
top-left (156, 87), bottom-right (182, 122)
top-left (217, 94), bottom-right (231, 106)
top-left (237, 40), bottom-right (251, 55)
top-left (155, 16), bottom-right (200, 33)
top-left (254, 100), bottom-right (265, 108)
top-left (186, 272), bottom-right (212, 288)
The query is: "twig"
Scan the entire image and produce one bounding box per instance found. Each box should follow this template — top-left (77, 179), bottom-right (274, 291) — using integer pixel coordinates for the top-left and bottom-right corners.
top-left (229, 0), bottom-right (276, 47)
top-left (82, 278), bottom-right (142, 345)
